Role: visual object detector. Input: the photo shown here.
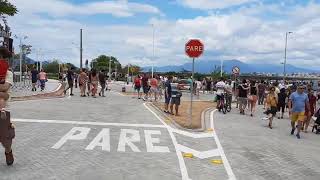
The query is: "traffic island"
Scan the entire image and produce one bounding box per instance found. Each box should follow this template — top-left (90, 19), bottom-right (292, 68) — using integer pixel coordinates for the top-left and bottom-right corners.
top-left (11, 83), bottom-right (65, 101)
top-left (153, 101), bottom-right (215, 129)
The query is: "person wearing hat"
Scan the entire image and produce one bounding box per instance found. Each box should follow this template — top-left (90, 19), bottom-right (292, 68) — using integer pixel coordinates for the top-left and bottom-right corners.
top-left (288, 84), bottom-right (310, 139)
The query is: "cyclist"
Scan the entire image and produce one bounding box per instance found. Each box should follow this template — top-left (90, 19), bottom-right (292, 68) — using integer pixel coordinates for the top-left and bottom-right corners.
top-left (225, 80), bottom-right (233, 108)
top-left (215, 77), bottom-right (226, 110)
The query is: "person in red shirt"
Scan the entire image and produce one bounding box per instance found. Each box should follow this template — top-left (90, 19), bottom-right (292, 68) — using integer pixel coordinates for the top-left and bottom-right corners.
top-left (303, 88), bottom-right (317, 132)
top-left (133, 75), bottom-right (142, 99)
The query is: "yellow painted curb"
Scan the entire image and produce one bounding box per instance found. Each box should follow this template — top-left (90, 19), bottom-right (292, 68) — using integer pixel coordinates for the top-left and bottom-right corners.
top-left (211, 159), bottom-right (223, 165)
top-left (183, 153), bottom-right (194, 158)
top-left (207, 128), bottom-right (214, 132)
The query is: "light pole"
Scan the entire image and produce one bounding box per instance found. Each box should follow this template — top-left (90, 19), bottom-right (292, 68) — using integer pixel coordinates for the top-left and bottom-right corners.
top-left (109, 56), bottom-right (112, 81)
top-left (14, 35), bottom-right (28, 82)
top-left (283, 31), bottom-right (293, 82)
top-left (220, 59), bottom-right (223, 77)
top-left (80, 29), bottom-right (83, 69)
top-left (152, 24), bottom-right (155, 78)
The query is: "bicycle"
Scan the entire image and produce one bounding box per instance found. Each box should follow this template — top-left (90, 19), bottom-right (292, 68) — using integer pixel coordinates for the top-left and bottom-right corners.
top-left (217, 94), bottom-right (227, 114)
top-left (225, 93), bottom-right (232, 112)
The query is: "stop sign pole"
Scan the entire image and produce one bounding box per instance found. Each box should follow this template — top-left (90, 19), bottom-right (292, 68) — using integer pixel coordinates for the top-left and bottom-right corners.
top-left (185, 39), bottom-right (204, 128)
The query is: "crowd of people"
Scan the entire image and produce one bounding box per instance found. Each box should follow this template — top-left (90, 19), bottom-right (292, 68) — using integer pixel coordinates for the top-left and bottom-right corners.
top-left (216, 78), bottom-right (320, 139)
top-left (133, 74), bottom-right (181, 116)
top-left (60, 68), bottom-right (109, 98)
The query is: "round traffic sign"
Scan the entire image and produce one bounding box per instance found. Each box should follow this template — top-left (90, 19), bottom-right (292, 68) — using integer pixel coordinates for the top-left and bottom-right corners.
top-left (185, 39), bottom-right (204, 58)
top-left (232, 66), bottom-right (240, 75)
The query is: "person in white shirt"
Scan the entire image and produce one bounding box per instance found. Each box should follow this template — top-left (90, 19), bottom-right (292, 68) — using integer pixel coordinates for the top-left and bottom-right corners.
top-left (196, 80), bottom-right (202, 96)
top-left (215, 77), bottom-right (226, 109)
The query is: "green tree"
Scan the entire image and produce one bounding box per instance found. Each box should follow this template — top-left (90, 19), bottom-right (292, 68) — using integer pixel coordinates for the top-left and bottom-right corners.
top-left (91, 55), bottom-right (121, 71)
top-left (43, 60), bottom-right (59, 74)
top-left (0, 0), bottom-right (18, 16)
top-left (65, 63), bottom-right (78, 70)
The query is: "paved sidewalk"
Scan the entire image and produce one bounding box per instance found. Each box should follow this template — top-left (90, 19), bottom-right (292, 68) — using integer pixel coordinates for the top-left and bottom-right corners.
top-left (211, 104), bottom-right (320, 180)
top-left (11, 79), bottom-right (61, 98)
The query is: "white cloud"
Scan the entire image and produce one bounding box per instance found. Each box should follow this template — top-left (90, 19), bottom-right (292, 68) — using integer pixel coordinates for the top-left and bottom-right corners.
top-left (11, 0), bottom-right (162, 17)
top-left (179, 0), bottom-right (255, 10)
top-left (6, 0), bottom-right (320, 69)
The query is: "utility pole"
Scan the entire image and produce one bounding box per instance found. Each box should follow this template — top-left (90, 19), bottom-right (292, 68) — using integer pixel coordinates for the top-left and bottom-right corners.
top-left (115, 62), bottom-right (118, 80)
top-left (19, 38), bottom-right (22, 82)
top-left (127, 64), bottom-right (130, 84)
top-left (220, 59), bottom-right (223, 77)
top-left (14, 35), bottom-right (28, 82)
top-left (283, 32), bottom-right (293, 82)
top-left (152, 24), bottom-right (155, 78)
top-left (109, 56), bottom-right (112, 81)
top-left (80, 29), bottom-right (83, 69)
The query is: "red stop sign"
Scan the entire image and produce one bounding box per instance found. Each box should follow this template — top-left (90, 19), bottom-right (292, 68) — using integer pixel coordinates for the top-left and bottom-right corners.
top-left (185, 39), bottom-right (204, 58)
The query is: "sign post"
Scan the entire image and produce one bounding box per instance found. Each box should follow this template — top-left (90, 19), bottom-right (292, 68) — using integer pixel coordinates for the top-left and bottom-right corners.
top-left (185, 39), bottom-right (204, 128)
top-left (232, 66), bottom-right (240, 96)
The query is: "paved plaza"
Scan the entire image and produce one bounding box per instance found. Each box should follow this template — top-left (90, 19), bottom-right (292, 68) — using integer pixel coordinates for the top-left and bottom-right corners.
top-left (0, 86), bottom-right (319, 180)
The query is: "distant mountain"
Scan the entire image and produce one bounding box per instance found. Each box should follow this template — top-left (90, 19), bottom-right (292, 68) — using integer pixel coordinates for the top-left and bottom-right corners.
top-left (143, 60), bottom-right (318, 74)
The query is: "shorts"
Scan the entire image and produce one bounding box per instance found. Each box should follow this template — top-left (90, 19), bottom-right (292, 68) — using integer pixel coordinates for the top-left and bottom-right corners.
top-left (266, 106), bottom-right (277, 116)
top-left (277, 104), bottom-right (286, 113)
top-left (238, 97), bottom-right (247, 106)
top-left (32, 79), bottom-right (37, 84)
top-left (171, 97), bottom-right (180, 106)
top-left (165, 95), bottom-right (171, 104)
top-left (143, 86), bottom-right (149, 94)
top-left (291, 112), bottom-right (305, 122)
top-left (135, 85), bottom-right (141, 91)
top-left (150, 87), bottom-right (158, 94)
top-left (216, 94), bottom-right (224, 101)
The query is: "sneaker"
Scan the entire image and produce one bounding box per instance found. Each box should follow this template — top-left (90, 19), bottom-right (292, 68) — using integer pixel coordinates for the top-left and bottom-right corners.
top-left (296, 133), bottom-right (301, 139)
top-left (5, 150), bottom-right (14, 166)
top-left (291, 128), bottom-right (295, 135)
top-left (70, 94), bottom-right (74, 96)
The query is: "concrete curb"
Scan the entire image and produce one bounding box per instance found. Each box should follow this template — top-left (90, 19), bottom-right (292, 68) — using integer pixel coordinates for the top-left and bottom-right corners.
top-left (148, 102), bottom-right (213, 132)
top-left (10, 83), bottom-right (65, 102)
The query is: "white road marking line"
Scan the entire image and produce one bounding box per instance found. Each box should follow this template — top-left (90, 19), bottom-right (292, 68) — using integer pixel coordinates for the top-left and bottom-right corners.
top-left (12, 118), bottom-right (166, 128)
top-left (210, 110), bottom-right (237, 180)
top-left (171, 128), bottom-right (214, 138)
top-left (111, 90), bottom-right (125, 96)
top-left (143, 103), bottom-right (191, 180)
top-left (177, 144), bottom-right (220, 159)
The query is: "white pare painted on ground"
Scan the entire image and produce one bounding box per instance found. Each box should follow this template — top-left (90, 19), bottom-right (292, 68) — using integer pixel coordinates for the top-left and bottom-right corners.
top-left (52, 127), bottom-right (170, 153)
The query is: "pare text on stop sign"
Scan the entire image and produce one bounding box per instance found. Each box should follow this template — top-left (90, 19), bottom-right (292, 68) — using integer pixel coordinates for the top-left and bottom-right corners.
top-left (186, 45), bottom-right (203, 51)
top-left (51, 127), bottom-right (171, 153)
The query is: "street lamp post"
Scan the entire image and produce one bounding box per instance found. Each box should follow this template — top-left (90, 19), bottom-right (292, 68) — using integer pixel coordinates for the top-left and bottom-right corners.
top-left (14, 35), bottom-right (28, 82)
top-left (220, 59), bottom-right (223, 77)
top-left (109, 56), bottom-right (112, 81)
top-left (283, 31), bottom-right (293, 82)
top-left (80, 29), bottom-right (83, 69)
top-left (152, 24), bottom-right (155, 78)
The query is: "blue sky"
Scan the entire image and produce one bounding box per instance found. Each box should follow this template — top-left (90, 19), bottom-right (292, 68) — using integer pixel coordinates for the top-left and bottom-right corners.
top-left (7, 0), bottom-right (320, 68)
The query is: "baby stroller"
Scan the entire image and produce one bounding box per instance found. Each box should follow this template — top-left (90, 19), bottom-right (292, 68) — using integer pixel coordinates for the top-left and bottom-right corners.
top-left (312, 108), bottom-right (320, 134)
